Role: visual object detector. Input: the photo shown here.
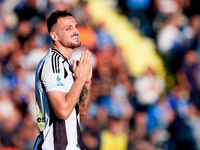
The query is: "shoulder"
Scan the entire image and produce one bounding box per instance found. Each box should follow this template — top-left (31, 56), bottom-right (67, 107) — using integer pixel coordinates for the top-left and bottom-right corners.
top-left (43, 49), bottom-right (67, 73)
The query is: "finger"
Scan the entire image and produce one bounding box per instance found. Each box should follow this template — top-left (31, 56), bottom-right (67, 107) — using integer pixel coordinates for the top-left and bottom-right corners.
top-left (90, 57), bottom-right (93, 67)
top-left (79, 51), bottom-right (85, 64)
top-left (72, 59), bottom-right (77, 72)
top-left (86, 50), bottom-right (92, 65)
top-left (87, 51), bottom-right (92, 66)
top-left (84, 50), bottom-right (90, 63)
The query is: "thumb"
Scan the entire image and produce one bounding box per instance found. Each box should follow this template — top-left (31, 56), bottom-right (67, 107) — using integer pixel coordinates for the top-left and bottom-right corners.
top-left (72, 59), bottom-right (77, 72)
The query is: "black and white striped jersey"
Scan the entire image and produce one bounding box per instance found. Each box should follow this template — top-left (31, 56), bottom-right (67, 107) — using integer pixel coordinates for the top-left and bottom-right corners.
top-left (34, 48), bottom-right (84, 150)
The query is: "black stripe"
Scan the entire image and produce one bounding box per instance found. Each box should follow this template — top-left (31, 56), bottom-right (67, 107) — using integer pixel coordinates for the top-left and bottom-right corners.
top-left (38, 61), bottom-right (45, 83)
top-left (65, 59), bottom-right (75, 81)
top-left (53, 121), bottom-right (68, 150)
top-left (38, 61), bottom-right (46, 101)
top-left (37, 132), bottom-right (44, 150)
top-left (75, 103), bottom-right (79, 116)
top-left (52, 52), bottom-right (56, 73)
top-left (54, 53), bottom-right (59, 73)
top-left (49, 107), bottom-right (68, 150)
top-left (57, 55), bottom-right (60, 73)
top-left (36, 131), bottom-right (44, 150)
top-left (55, 54), bottom-right (58, 73)
top-left (75, 104), bottom-right (85, 150)
top-left (33, 134), bottom-right (40, 149)
top-left (62, 60), bottom-right (68, 78)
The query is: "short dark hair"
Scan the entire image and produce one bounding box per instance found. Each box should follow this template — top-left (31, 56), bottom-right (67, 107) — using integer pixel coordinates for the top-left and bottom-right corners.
top-left (46, 10), bottom-right (73, 33)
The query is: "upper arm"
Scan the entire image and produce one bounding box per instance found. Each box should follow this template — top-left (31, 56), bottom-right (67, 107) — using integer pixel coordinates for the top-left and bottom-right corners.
top-left (47, 90), bottom-right (70, 120)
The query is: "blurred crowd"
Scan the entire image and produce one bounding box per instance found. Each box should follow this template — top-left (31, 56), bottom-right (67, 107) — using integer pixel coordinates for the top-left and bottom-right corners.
top-left (0, 0), bottom-right (200, 150)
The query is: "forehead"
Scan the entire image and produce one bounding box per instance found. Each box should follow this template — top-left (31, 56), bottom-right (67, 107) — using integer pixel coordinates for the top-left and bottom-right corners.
top-left (57, 16), bottom-right (77, 27)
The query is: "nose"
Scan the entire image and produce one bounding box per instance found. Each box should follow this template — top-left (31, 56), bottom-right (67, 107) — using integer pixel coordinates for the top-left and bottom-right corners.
top-left (73, 27), bottom-right (79, 35)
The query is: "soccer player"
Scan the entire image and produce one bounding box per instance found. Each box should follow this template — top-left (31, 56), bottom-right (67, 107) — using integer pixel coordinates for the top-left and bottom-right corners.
top-left (34, 10), bottom-right (92, 150)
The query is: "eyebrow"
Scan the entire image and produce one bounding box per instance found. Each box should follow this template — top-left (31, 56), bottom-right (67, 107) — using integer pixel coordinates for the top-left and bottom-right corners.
top-left (63, 24), bottom-right (78, 29)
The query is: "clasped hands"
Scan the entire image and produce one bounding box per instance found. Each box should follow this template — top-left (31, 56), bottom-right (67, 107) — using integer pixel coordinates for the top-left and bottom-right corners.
top-left (72, 50), bottom-right (93, 83)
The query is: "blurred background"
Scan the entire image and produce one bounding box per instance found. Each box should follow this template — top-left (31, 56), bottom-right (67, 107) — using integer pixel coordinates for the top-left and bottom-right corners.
top-left (0, 0), bottom-right (200, 150)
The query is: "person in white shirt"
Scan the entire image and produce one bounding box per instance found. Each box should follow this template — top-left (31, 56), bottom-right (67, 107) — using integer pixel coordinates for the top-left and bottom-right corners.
top-left (34, 10), bottom-right (93, 150)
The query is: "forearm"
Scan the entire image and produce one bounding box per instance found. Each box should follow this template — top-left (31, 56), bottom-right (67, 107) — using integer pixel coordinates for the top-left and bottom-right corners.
top-left (79, 81), bottom-right (92, 115)
top-left (66, 78), bottom-right (86, 106)
top-left (60, 78), bottom-right (86, 119)
top-left (47, 78), bottom-right (86, 120)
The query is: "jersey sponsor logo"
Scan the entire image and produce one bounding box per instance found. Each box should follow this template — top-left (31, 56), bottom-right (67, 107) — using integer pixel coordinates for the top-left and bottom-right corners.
top-left (56, 75), bottom-right (64, 86)
top-left (36, 101), bottom-right (45, 131)
top-left (37, 117), bottom-right (45, 123)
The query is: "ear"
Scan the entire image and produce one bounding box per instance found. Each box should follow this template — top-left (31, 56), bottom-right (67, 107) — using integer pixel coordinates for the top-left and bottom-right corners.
top-left (50, 31), bottom-right (58, 41)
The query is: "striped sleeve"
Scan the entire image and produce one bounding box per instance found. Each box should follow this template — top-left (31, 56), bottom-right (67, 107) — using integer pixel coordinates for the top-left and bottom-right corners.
top-left (42, 52), bottom-right (67, 93)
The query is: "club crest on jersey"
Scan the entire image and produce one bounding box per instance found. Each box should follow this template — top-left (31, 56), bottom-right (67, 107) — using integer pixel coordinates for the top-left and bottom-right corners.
top-left (56, 75), bottom-right (64, 86)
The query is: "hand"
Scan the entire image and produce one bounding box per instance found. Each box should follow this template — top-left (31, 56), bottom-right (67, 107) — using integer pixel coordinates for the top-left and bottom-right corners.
top-left (72, 50), bottom-right (92, 83)
top-left (85, 51), bottom-right (93, 83)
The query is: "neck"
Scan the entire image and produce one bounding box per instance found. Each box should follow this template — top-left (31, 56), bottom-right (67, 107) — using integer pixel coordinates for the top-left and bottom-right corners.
top-left (52, 45), bottom-right (73, 60)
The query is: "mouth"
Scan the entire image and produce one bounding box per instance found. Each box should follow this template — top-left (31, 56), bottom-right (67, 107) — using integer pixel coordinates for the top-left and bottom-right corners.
top-left (72, 35), bottom-right (79, 40)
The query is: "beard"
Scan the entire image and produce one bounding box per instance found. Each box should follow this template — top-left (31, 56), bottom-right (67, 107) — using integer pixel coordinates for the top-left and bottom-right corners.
top-left (71, 41), bottom-right (81, 48)
top-left (60, 40), bottom-right (81, 49)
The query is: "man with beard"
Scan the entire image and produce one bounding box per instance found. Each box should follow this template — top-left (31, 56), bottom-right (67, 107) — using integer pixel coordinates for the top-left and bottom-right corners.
top-left (34, 10), bottom-right (93, 150)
